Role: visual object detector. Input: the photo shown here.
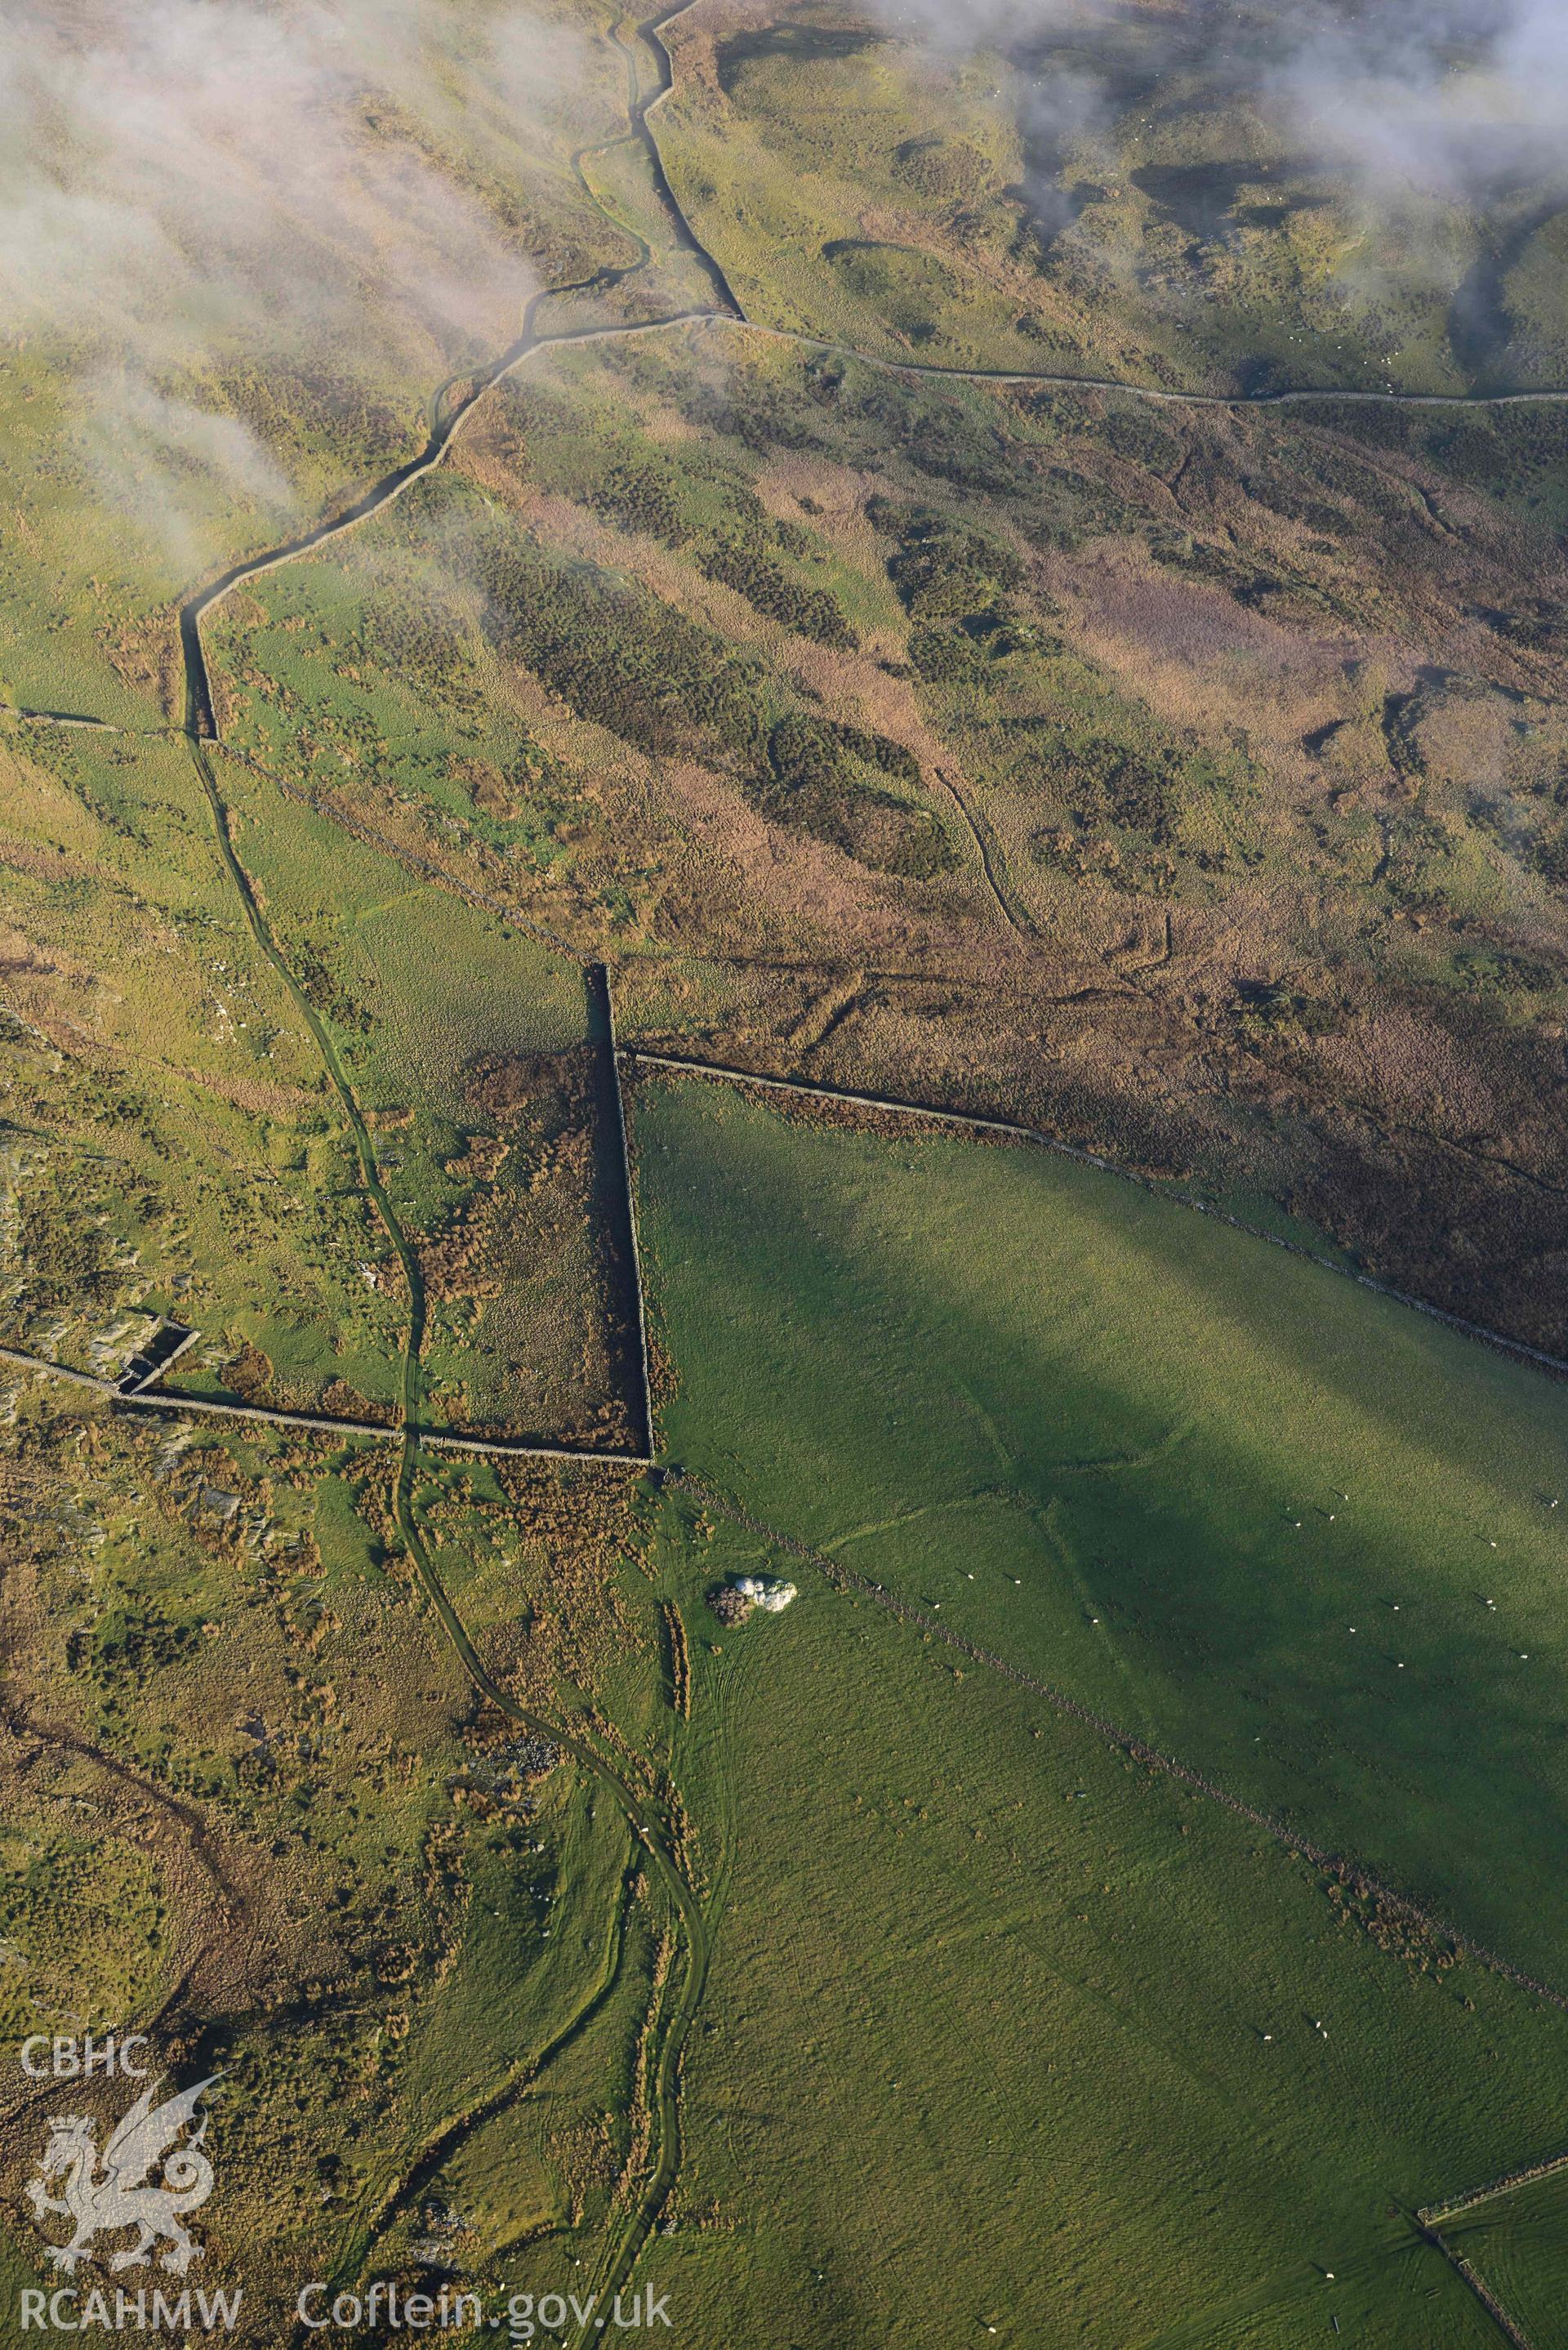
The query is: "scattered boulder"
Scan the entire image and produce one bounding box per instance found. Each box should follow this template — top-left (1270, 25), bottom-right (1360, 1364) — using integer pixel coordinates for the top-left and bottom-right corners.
top-left (707, 1585), bottom-right (753, 1627)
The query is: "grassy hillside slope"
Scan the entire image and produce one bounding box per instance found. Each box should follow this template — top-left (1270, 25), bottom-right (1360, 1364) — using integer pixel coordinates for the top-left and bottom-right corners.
top-left (635, 1073), bottom-right (1568, 1990)
top-left (630, 1497), bottom-right (1568, 2348)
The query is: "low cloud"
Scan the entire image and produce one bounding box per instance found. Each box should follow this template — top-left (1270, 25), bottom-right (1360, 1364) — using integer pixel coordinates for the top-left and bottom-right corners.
top-left (866, 0), bottom-right (1568, 212)
top-left (0, 0), bottom-right (588, 565)
top-left (79, 371), bottom-right (299, 577)
top-left (1271, 0), bottom-right (1568, 203)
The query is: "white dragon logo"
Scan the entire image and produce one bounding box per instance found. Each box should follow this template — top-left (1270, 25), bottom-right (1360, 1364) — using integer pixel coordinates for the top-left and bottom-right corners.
top-left (25, 2076), bottom-right (218, 2276)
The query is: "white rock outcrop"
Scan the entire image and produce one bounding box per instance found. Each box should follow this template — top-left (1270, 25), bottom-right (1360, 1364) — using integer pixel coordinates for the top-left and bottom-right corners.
top-left (735, 1574), bottom-right (797, 1614)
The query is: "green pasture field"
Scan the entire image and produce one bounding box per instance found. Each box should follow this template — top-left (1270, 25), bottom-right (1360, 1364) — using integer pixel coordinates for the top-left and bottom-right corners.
top-left (632, 1073), bottom-right (1568, 1995)
top-left (320, 1437), bottom-right (1568, 2348)
top-left (20, 1059), bottom-right (1568, 2339)
top-left (616, 1497), bottom-right (1568, 2348)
